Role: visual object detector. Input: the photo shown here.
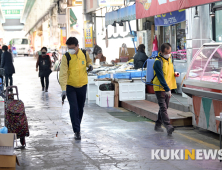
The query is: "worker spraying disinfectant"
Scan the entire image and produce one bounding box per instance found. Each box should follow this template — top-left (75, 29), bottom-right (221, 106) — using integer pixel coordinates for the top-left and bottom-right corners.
top-left (143, 43), bottom-right (180, 136)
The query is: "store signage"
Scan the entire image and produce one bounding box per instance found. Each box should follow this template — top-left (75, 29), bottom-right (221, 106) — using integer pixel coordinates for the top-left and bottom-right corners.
top-left (154, 10), bottom-right (186, 26)
top-left (84, 21), bottom-right (93, 48)
top-left (99, 0), bottom-right (124, 7)
top-left (136, 0), bottom-right (222, 19)
top-left (60, 27), bottom-right (66, 47)
top-left (3, 10), bottom-right (20, 15)
top-left (67, 0), bottom-right (82, 7)
top-left (105, 4), bottom-right (136, 26)
top-left (86, 0), bottom-right (99, 13)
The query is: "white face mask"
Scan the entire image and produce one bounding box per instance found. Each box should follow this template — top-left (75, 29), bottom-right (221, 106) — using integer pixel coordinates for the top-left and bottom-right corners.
top-left (68, 49), bottom-right (76, 55)
top-left (164, 54), bottom-right (171, 59)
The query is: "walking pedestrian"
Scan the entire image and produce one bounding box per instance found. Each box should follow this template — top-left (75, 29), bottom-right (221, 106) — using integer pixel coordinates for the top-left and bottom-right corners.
top-left (36, 47), bottom-right (52, 92)
top-left (59, 37), bottom-right (93, 140)
top-left (134, 44), bottom-right (148, 69)
top-left (12, 44), bottom-right (17, 58)
top-left (1, 45), bottom-right (15, 91)
top-left (153, 43), bottom-right (180, 135)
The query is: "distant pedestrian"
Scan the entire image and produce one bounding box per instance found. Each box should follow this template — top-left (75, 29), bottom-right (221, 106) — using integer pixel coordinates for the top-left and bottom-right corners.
top-left (59, 37), bottom-right (93, 140)
top-left (36, 47), bottom-right (52, 92)
top-left (133, 44), bottom-right (148, 69)
top-left (12, 44), bottom-right (17, 57)
top-left (1, 45), bottom-right (15, 91)
top-left (153, 43), bottom-right (180, 135)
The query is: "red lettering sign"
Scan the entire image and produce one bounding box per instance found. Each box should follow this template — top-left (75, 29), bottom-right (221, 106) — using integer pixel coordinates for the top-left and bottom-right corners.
top-left (136, 0), bottom-right (221, 19)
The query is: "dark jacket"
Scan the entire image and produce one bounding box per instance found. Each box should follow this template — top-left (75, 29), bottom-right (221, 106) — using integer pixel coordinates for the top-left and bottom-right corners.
top-left (133, 50), bottom-right (148, 69)
top-left (36, 55), bottom-right (52, 77)
top-left (1, 51), bottom-right (15, 75)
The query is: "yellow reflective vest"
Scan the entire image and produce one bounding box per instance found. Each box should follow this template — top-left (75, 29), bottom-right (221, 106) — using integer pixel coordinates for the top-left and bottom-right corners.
top-left (59, 49), bottom-right (92, 91)
top-left (153, 54), bottom-right (177, 92)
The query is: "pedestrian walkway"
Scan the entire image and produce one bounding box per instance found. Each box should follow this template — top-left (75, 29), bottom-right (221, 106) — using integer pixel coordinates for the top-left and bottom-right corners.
top-left (5, 57), bottom-right (222, 169)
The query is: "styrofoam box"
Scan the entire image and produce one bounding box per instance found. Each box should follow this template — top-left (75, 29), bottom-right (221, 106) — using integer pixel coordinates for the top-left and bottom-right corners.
top-left (119, 82), bottom-right (145, 101)
top-left (98, 90), bottom-right (114, 97)
top-left (88, 76), bottom-right (97, 85)
top-left (96, 94), bottom-right (100, 105)
top-left (99, 95), bottom-right (114, 107)
top-left (87, 84), bottom-right (97, 100)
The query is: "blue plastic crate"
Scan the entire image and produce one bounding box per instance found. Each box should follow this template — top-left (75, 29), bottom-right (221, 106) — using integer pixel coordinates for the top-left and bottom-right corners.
top-left (98, 74), bottom-right (110, 79)
top-left (129, 71), bottom-right (146, 79)
top-left (113, 72), bottom-right (131, 79)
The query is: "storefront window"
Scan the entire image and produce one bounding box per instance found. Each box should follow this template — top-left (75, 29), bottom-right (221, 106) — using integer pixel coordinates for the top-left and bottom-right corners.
top-left (215, 10), bottom-right (222, 42)
top-left (171, 25), bottom-right (176, 52)
top-left (164, 26), bottom-right (170, 43)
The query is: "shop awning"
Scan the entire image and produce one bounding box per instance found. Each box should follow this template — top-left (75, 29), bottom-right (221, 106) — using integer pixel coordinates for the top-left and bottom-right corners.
top-left (70, 9), bottom-right (77, 27)
top-left (154, 10), bottom-right (186, 26)
top-left (136, 0), bottom-right (222, 19)
top-left (105, 4), bottom-right (135, 27)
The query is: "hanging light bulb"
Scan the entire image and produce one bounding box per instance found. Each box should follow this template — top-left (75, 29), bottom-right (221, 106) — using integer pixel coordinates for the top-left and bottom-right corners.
top-left (194, 6), bottom-right (199, 18)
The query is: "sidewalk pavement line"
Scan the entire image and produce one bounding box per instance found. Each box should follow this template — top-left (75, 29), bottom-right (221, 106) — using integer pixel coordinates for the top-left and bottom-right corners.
top-left (175, 131), bottom-right (219, 150)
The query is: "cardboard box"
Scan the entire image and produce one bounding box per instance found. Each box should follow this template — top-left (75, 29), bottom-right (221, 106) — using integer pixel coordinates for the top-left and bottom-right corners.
top-left (0, 133), bottom-right (16, 155)
top-left (0, 155), bottom-right (19, 170)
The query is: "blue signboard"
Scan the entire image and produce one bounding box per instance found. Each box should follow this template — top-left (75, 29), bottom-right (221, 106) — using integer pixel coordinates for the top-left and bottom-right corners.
top-left (105, 4), bottom-right (136, 27)
top-left (154, 10), bottom-right (186, 26)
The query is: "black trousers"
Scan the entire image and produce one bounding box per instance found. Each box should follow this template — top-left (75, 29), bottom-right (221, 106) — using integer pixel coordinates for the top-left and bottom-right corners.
top-left (155, 91), bottom-right (173, 130)
top-left (40, 76), bottom-right (49, 90)
top-left (5, 74), bottom-right (13, 87)
top-left (67, 85), bottom-right (87, 133)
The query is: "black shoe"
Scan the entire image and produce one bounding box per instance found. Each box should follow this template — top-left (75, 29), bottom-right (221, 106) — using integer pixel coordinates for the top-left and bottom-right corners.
top-left (167, 127), bottom-right (174, 135)
top-left (45, 89), bottom-right (48, 92)
top-left (74, 132), bottom-right (81, 140)
top-left (154, 125), bottom-right (164, 132)
top-left (42, 87), bottom-right (44, 91)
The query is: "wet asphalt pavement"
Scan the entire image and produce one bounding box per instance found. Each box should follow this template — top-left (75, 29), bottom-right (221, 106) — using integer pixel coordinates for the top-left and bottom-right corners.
top-left (1, 57), bottom-right (222, 170)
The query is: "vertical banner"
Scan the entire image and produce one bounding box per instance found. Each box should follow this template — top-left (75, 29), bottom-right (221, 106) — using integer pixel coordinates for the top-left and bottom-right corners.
top-left (60, 27), bottom-right (67, 47)
top-left (202, 98), bottom-right (212, 129)
top-left (84, 21), bottom-right (93, 48)
top-left (193, 96), bottom-right (201, 125)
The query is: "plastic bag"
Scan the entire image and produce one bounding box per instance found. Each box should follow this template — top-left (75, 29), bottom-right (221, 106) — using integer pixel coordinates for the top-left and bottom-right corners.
top-left (0, 126), bottom-right (8, 134)
top-left (152, 35), bottom-right (158, 52)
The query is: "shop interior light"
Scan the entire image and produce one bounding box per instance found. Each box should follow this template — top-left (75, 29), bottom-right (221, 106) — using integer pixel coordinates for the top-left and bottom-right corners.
top-left (124, 32), bottom-right (135, 39)
top-left (108, 35), bottom-right (115, 39)
top-left (210, 3), bottom-right (215, 17)
top-left (119, 22), bottom-right (124, 26)
top-left (194, 6), bottom-right (199, 18)
top-left (112, 22), bottom-right (116, 27)
top-left (210, 11), bottom-right (215, 17)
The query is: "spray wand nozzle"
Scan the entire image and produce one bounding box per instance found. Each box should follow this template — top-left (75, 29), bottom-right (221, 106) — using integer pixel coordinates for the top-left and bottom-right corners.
top-left (62, 95), bottom-right (65, 105)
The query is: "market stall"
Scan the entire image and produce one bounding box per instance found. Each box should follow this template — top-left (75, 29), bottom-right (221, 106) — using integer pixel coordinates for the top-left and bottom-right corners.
top-left (182, 42), bottom-right (222, 134)
top-left (87, 60), bottom-right (146, 108)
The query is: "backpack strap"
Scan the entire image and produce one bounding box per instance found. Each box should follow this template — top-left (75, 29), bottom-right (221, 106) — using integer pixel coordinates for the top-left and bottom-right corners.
top-left (81, 48), bottom-right (87, 62)
top-left (65, 52), bottom-right (71, 67)
top-left (151, 56), bottom-right (163, 83)
top-left (65, 49), bottom-right (87, 68)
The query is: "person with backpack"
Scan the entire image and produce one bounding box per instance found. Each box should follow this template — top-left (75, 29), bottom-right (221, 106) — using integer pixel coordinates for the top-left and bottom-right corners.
top-left (59, 37), bottom-right (93, 140)
top-left (153, 43), bottom-right (180, 135)
top-left (36, 47), bottom-right (52, 92)
top-left (1, 45), bottom-right (15, 91)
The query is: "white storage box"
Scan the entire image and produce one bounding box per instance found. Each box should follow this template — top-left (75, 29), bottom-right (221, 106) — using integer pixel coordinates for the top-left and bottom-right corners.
top-left (87, 84), bottom-right (97, 100)
top-left (96, 91), bottom-right (114, 107)
top-left (119, 82), bottom-right (145, 101)
top-left (88, 76), bottom-right (97, 85)
top-left (100, 95), bottom-right (114, 107)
